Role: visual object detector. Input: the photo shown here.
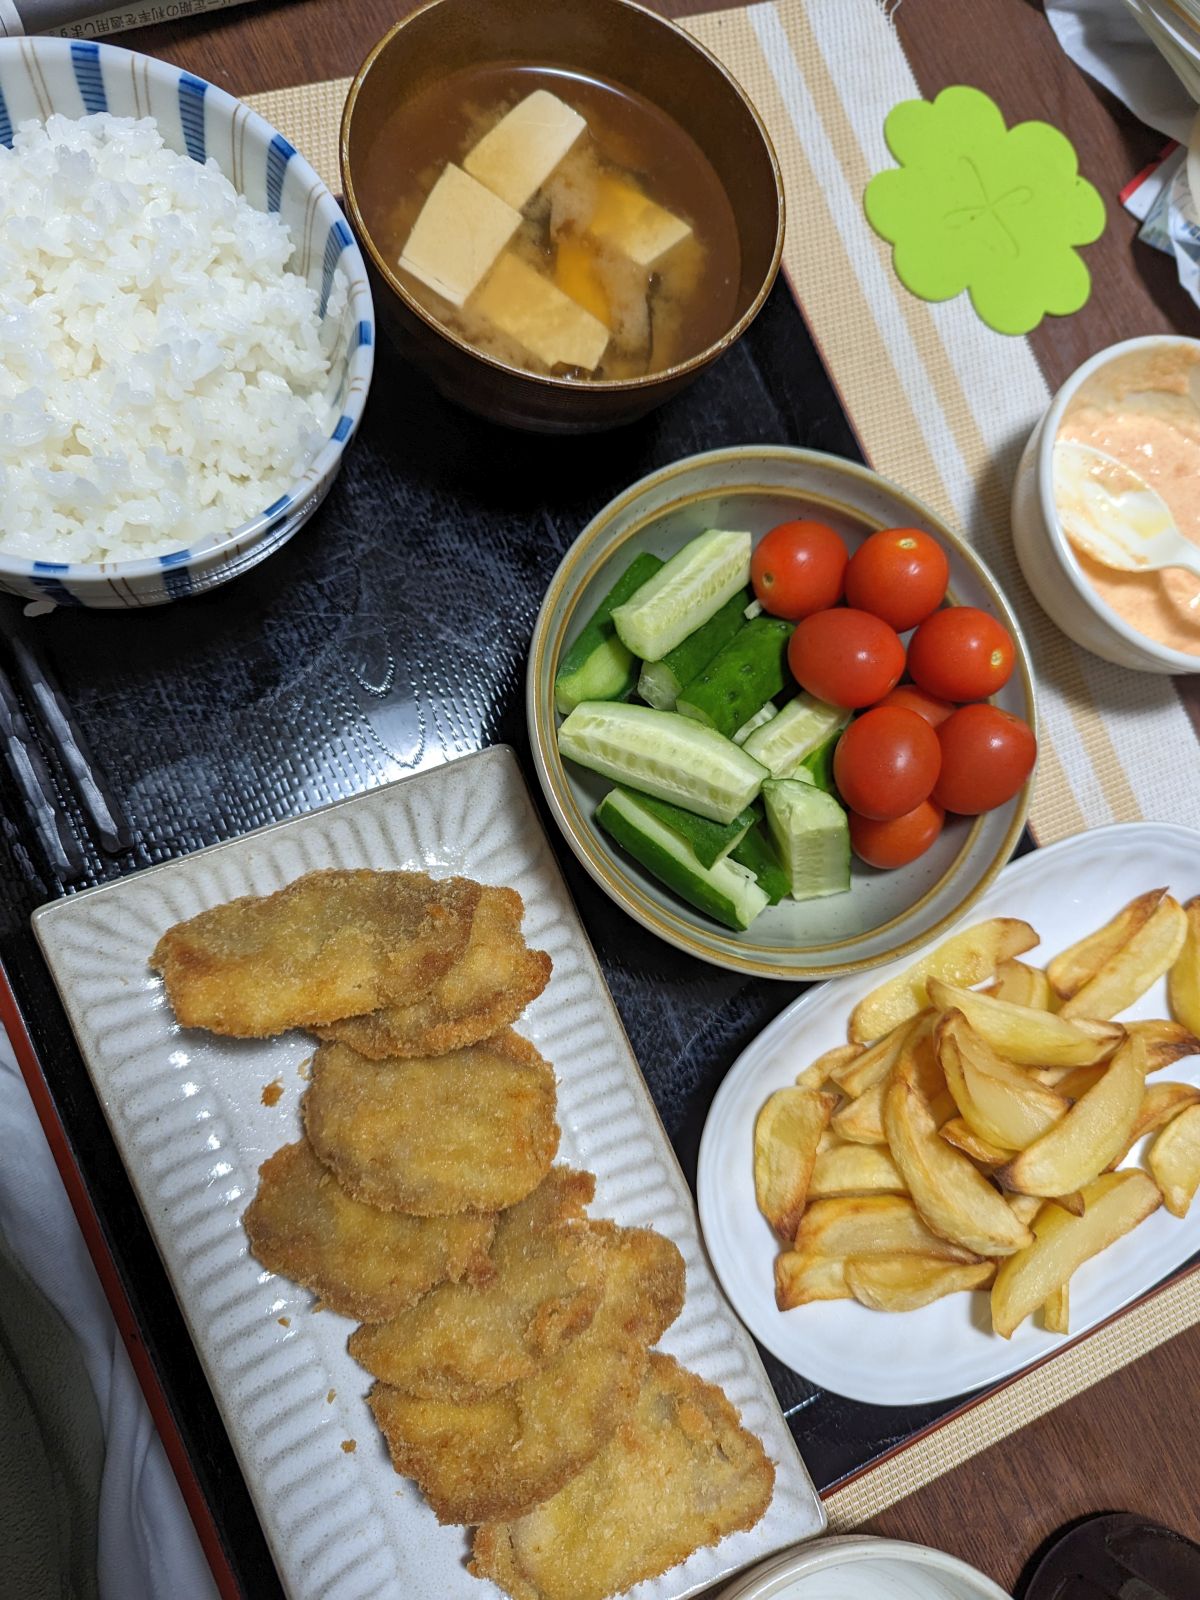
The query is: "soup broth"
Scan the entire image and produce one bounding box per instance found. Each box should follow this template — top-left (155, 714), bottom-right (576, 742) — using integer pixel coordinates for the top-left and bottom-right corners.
top-left (361, 62), bottom-right (742, 382)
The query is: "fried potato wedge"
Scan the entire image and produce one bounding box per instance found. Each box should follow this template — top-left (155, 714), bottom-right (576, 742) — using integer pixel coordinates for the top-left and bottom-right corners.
top-left (940, 1118), bottom-right (1016, 1167)
top-left (753, 1089), bottom-right (836, 1241)
top-left (885, 1078), bottom-right (1033, 1256)
top-left (987, 960), bottom-right (1056, 1011)
top-left (990, 1170), bottom-right (1160, 1337)
top-left (1059, 894), bottom-right (1187, 1021)
top-left (1168, 897), bottom-right (1200, 1038)
top-left (1007, 1192), bottom-right (1043, 1226)
top-left (809, 1141), bottom-right (908, 1199)
top-left (774, 1250), bottom-right (850, 1309)
top-left (1108, 1081), bottom-right (1200, 1169)
top-left (796, 1043), bottom-right (862, 1090)
top-left (1042, 1281), bottom-right (1069, 1335)
top-left (937, 1011), bottom-right (1070, 1151)
top-left (831, 1081), bottom-right (888, 1146)
top-left (793, 1195), bottom-right (981, 1263)
top-left (1048, 1191), bottom-right (1086, 1217)
top-left (1148, 1104), bottom-right (1200, 1218)
top-left (997, 1034), bottom-right (1147, 1198)
top-left (1035, 1063), bottom-right (1107, 1096)
top-left (1047, 889), bottom-right (1166, 1001)
top-left (926, 979), bottom-right (1123, 1067)
top-left (1126, 1018), bottom-right (1200, 1073)
top-left (849, 919), bottom-right (1038, 1043)
top-left (832, 1014), bottom-right (928, 1098)
top-left (844, 1256), bottom-right (995, 1312)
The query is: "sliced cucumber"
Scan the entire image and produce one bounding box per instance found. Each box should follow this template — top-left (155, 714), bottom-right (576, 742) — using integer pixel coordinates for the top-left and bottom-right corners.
top-left (763, 778), bottom-right (851, 901)
top-left (597, 788), bottom-right (769, 931)
top-left (676, 617), bottom-right (794, 738)
top-left (796, 727), bottom-right (842, 794)
top-left (617, 788), bottom-right (755, 869)
top-left (554, 552), bottom-right (663, 716)
top-left (558, 701), bottom-right (766, 825)
top-left (732, 701), bottom-right (778, 746)
top-left (743, 693), bottom-right (850, 779)
top-left (730, 824), bottom-right (791, 905)
top-left (637, 589), bottom-right (749, 711)
top-left (611, 528), bottom-right (751, 662)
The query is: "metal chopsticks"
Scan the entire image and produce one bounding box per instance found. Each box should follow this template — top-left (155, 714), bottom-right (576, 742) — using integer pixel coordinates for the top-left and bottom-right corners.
top-left (0, 660), bottom-right (85, 880)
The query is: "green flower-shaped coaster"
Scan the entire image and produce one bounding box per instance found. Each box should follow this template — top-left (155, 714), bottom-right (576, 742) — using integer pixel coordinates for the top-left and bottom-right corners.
top-left (864, 84), bottom-right (1105, 336)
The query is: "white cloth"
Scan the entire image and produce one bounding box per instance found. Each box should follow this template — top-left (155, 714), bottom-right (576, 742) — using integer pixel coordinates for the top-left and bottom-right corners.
top-left (1045, 0), bottom-right (1197, 142)
top-left (0, 1028), bottom-right (218, 1600)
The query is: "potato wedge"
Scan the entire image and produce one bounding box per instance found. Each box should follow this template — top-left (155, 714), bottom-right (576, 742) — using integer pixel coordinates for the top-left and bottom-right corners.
top-left (831, 1080), bottom-right (888, 1146)
top-left (1035, 1062), bottom-right (1107, 1096)
top-left (990, 1170), bottom-right (1160, 1338)
top-left (775, 1250), bottom-right (850, 1310)
top-left (1059, 894), bottom-right (1187, 1021)
top-left (940, 1117), bottom-right (1016, 1168)
top-left (1007, 1192), bottom-right (1043, 1226)
top-left (988, 959), bottom-right (1056, 1011)
top-left (1107, 1080), bottom-right (1200, 1169)
top-left (845, 1256), bottom-right (995, 1313)
top-left (833, 1014), bottom-right (928, 1098)
top-left (1126, 1018), bottom-right (1200, 1073)
top-left (937, 1011), bottom-right (1070, 1151)
top-left (1047, 1191), bottom-right (1086, 1218)
top-left (1047, 888), bottom-right (1166, 1000)
top-left (1148, 1104), bottom-right (1200, 1218)
top-left (997, 1035), bottom-right (1147, 1198)
top-left (809, 1141), bottom-right (908, 1198)
top-left (849, 918), bottom-right (1039, 1043)
top-left (1168, 897), bottom-right (1200, 1038)
top-left (1042, 1281), bottom-right (1069, 1334)
top-left (926, 979), bottom-right (1123, 1067)
top-left (754, 1088), bottom-right (836, 1241)
top-left (793, 1195), bottom-right (981, 1263)
top-left (884, 1078), bottom-right (1033, 1257)
top-left (797, 1042), bottom-right (862, 1090)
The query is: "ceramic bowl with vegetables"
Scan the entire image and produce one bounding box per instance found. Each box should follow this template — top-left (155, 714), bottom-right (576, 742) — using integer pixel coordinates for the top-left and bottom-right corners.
top-left (527, 447), bottom-right (1037, 981)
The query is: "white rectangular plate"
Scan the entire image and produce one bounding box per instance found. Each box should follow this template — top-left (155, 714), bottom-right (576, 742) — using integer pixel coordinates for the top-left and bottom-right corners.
top-left (697, 822), bottom-right (1200, 1407)
top-left (33, 746), bottom-right (821, 1600)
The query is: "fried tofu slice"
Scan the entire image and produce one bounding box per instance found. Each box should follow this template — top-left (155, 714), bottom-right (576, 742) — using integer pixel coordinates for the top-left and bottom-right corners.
top-left (470, 1352), bottom-right (774, 1600)
top-left (317, 885), bottom-right (551, 1059)
top-left (349, 1167), bottom-right (602, 1399)
top-left (242, 1140), bottom-right (495, 1321)
top-left (151, 869), bottom-right (480, 1036)
top-left (368, 1222), bottom-right (685, 1523)
top-left (304, 1030), bottom-right (559, 1216)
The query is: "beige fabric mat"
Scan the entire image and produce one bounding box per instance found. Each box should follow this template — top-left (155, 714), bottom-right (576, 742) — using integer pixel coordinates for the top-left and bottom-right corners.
top-left (244, 0), bottom-right (1200, 1518)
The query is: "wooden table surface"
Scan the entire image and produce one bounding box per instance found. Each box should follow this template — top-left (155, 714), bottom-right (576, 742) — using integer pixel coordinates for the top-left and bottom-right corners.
top-left (118, 0), bottom-right (1200, 1591)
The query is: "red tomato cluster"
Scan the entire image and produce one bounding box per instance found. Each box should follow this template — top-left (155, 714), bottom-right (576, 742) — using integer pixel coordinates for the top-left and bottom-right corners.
top-left (751, 520), bottom-right (1037, 871)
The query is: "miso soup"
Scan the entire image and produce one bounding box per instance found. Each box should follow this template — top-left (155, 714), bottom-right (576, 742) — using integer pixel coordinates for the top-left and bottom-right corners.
top-left (362, 62), bottom-right (742, 381)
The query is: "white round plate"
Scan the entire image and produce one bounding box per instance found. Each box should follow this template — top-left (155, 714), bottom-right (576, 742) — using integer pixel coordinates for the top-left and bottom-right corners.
top-left (698, 822), bottom-right (1200, 1405)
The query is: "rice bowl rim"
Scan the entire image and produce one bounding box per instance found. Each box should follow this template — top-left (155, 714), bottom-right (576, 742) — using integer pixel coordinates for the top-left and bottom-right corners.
top-left (0, 37), bottom-right (375, 589)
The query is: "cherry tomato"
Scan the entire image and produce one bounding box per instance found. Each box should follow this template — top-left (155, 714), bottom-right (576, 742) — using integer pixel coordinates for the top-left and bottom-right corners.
top-left (751, 520), bottom-right (849, 620)
top-left (833, 706), bottom-right (941, 821)
top-left (932, 704), bottom-right (1037, 814)
top-left (849, 800), bottom-right (945, 869)
top-left (878, 685), bottom-right (955, 728)
top-left (907, 607), bottom-right (1015, 702)
top-left (844, 527), bottom-right (949, 632)
top-left (788, 609), bottom-right (905, 709)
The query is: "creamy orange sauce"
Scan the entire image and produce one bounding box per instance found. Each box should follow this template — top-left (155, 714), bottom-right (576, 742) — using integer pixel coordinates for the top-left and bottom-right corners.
top-left (1056, 345), bottom-right (1200, 656)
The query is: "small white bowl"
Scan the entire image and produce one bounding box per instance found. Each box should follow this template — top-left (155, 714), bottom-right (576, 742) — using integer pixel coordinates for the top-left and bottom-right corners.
top-left (1011, 333), bottom-right (1200, 674)
top-left (719, 1535), bottom-right (1012, 1600)
top-left (0, 37), bottom-right (374, 610)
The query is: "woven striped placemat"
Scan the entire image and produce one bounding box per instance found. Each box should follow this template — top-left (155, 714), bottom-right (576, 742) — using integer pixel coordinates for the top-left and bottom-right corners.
top-left (244, 0), bottom-right (1200, 1517)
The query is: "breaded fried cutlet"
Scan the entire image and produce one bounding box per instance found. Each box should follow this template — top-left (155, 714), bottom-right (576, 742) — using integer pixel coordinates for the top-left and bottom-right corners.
top-left (317, 885), bottom-right (551, 1059)
top-left (242, 1140), bottom-right (495, 1321)
top-left (470, 1352), bottom-right (775, 1600)
top-left (303, 1030), bottom-right (559, 1216)
top-left (368, 1222), bottom-right (685, 1524)
top-left (151, 869), bottom-right (480, 1036)
top-left (349, 1166), bottom-right (601, 1400)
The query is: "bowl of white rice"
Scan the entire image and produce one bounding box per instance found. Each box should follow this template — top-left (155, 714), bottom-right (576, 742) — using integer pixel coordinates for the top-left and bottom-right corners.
top-left (0, 39), bottom-right (374, 609)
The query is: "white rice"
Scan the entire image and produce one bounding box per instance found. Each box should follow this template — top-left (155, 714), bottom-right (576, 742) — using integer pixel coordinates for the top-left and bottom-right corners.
top-left (0, 113), bottom-right (343, 565)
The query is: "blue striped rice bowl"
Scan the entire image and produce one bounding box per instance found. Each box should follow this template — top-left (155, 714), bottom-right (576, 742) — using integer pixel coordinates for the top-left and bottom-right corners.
top-left (0, 37), bottom-right (373, 609)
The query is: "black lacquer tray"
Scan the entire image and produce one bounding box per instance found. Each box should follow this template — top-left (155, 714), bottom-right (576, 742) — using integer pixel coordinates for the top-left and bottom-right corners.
top-left (0, 282), bottom-right (1026, 1596)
